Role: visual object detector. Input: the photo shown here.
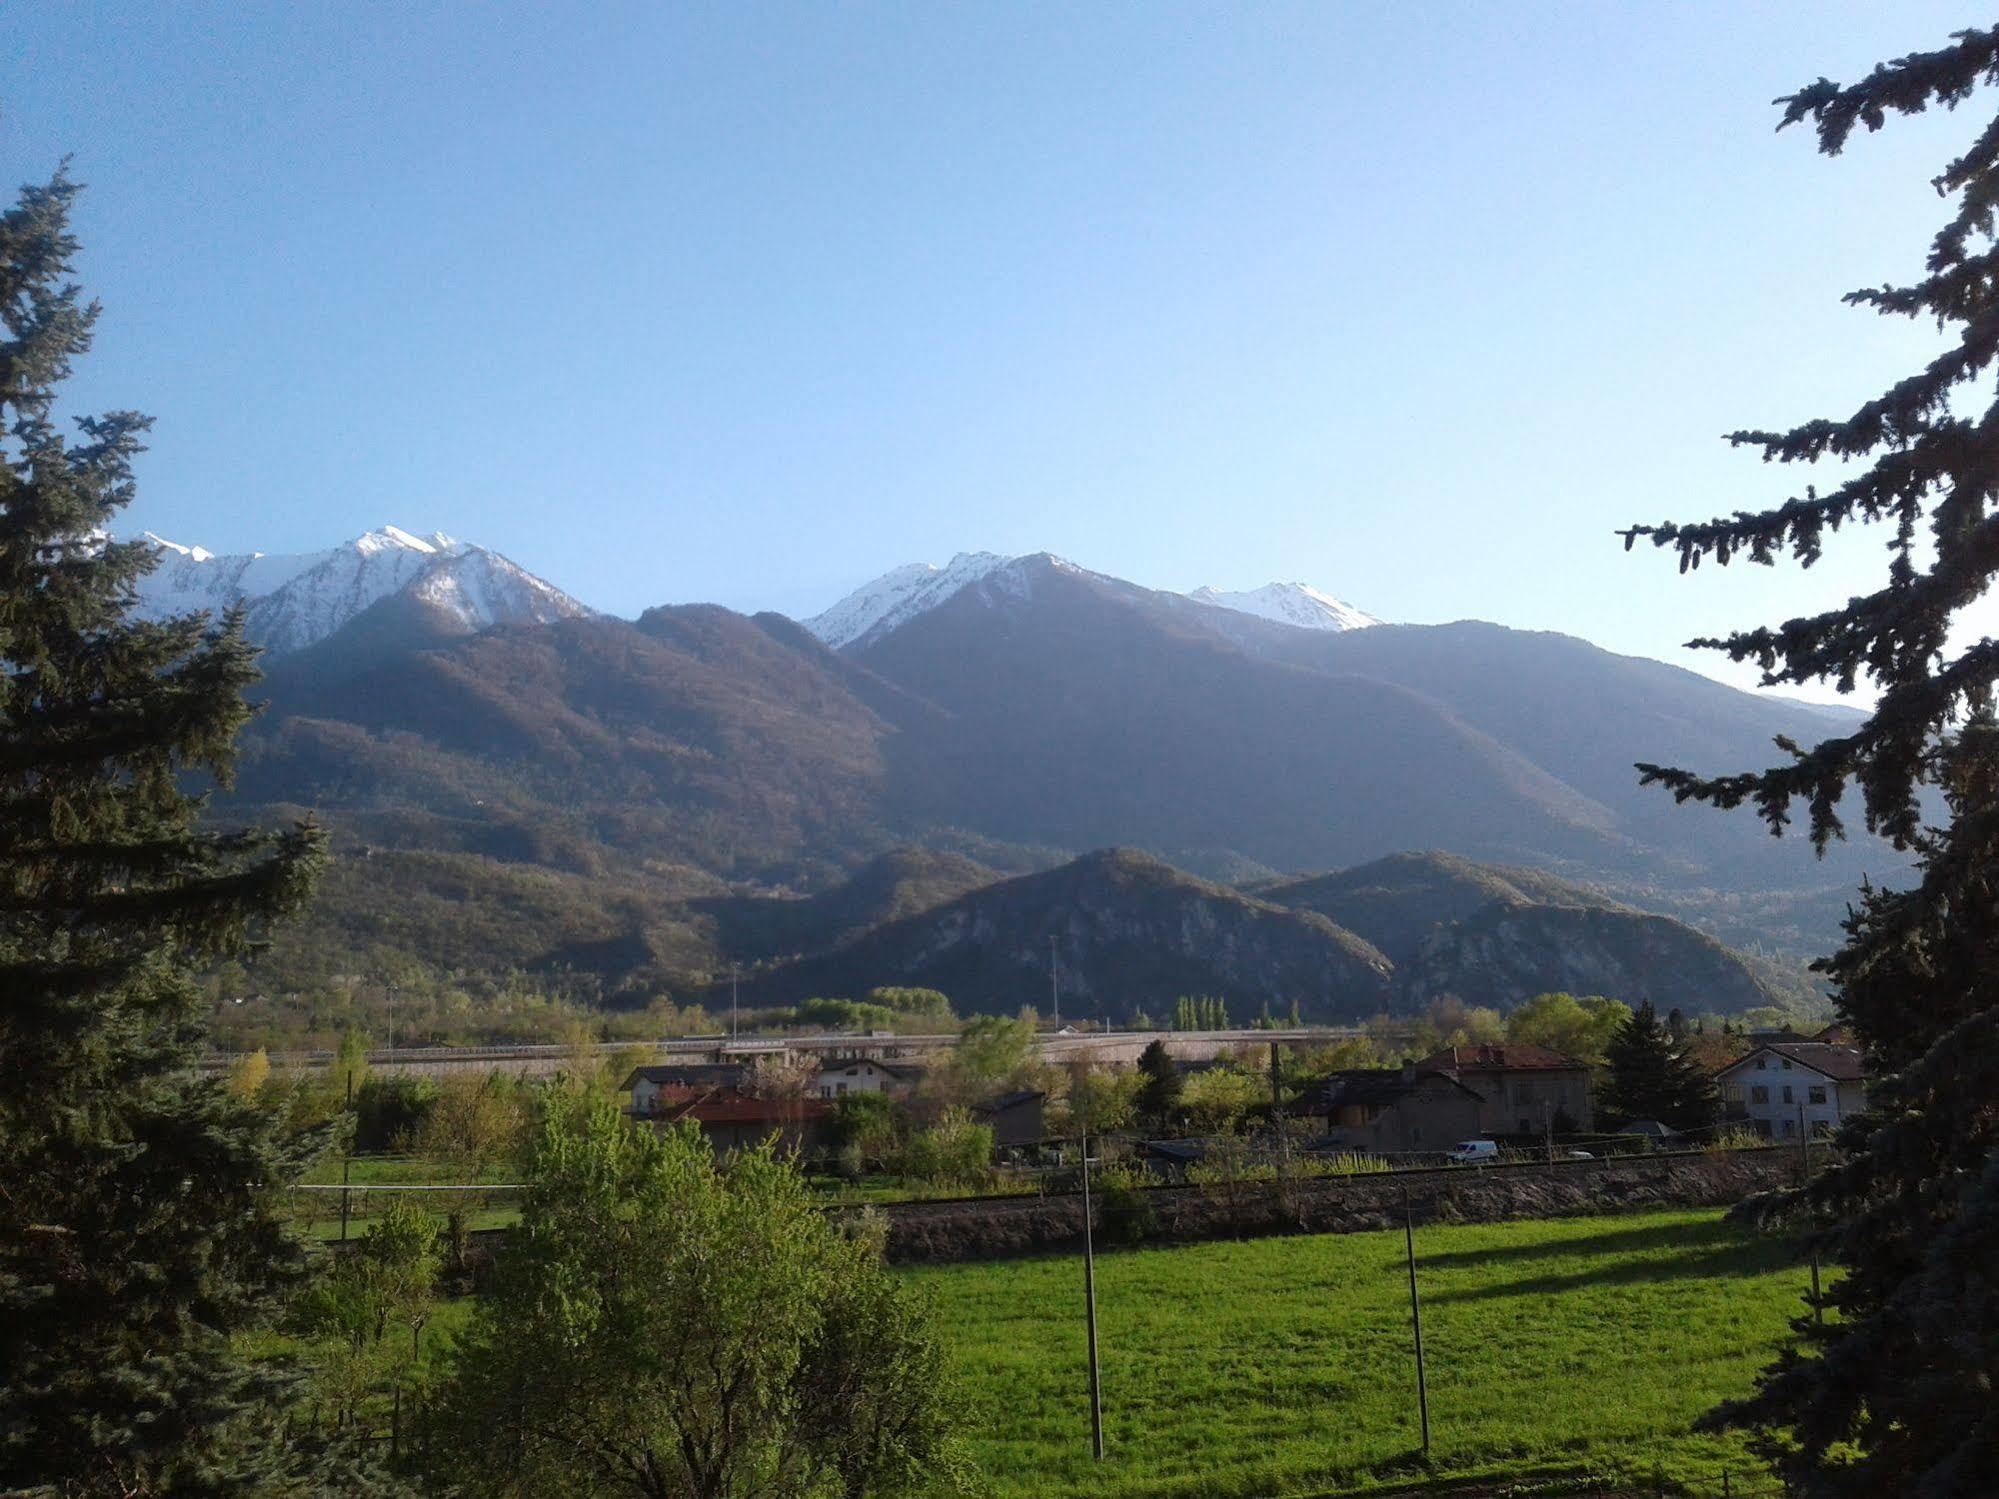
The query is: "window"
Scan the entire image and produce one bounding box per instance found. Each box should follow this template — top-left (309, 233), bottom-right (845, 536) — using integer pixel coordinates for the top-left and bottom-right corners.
top-left (1808, 1085), bottom-right (1827, 1105)
top-left (1781, 1085), bottom-right (1795, 1104)
top-left (1751, 1085), bottom-right (1769, 1104)
top-left (1518, 1118), bottom-right (1531, 1133)
top-left (1755, 1057), bottom-right (1768, 1070)
top-left (1781, 1058), bottom-right (1793, 1070)
top-left (1725, 1084), bottom-right (1745, 1102)
top-left (1781, 1118), bottom-right (1796, 1137)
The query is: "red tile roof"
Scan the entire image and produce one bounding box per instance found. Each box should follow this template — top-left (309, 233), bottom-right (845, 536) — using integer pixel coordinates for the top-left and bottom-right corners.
top-left (657, 1095), bottom-right (833, 1125)
top-left (1417, 1043), bottom-right (1590, 1074)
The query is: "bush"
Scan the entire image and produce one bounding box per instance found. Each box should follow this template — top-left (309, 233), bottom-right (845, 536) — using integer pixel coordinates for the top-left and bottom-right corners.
top-left (900, 1108), bottom-right (994, 1187)
top-left (351, 1075), bottom-right (439, 1153)
top-left (1094, 1164), bottom-right (1158, 1247)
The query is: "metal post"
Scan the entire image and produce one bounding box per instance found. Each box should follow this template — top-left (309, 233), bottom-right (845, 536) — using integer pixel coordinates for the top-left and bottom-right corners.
top-left (340, 1072), bottom-right (354, 1242)
top-left (1402, 1186), bottom-right (1431, 1458)
top-left (1081, 1132), bottom-right (1104, 1460)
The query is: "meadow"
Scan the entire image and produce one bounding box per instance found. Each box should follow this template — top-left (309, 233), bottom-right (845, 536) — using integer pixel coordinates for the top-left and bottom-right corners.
top-left (907, 1208), bottom-right (1806, 1497)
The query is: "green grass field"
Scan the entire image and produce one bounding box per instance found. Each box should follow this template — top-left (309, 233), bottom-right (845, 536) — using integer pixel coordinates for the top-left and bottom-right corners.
top-left (907, 1208), bottom-right (1805, 1497)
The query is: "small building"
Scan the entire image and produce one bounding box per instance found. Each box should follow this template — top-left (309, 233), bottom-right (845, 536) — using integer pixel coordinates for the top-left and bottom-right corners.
top-left (810, 1057), bottom-right (925, 1100)
top-left (652, 1094), bottom-right (834, 1159)
top-left (1716, 1041), bottom-right (1867, 1139)
top-left (973, 1089), bottom-right (1047, 1148)
top-left (1417, 1043), bottom-right (1595, 1135)
top-left (621, 1063), bottom-right (751, 1117)
top-left (1300, 1065), bottom-right (1485, 1154)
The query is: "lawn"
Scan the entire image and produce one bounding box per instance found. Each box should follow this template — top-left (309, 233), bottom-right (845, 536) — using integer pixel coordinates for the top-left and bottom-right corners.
top-left (907, 1208), bottom-right (1807, 1498)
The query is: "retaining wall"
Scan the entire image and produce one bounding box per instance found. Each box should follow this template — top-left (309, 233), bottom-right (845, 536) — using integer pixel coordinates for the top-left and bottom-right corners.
top-left (856, 1147), bottom-right (1802, 1264)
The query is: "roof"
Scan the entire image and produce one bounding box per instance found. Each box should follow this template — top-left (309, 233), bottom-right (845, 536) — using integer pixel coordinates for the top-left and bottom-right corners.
top-left (814, 1056), bottom-right (926, 1079)
top-left (1717, 1041), bottom-right (1867, 1083)
top-left (1305, 1068), bottom-right (1484, 1111)
top-left (974, 1089), bottom-right (1047, 1115)
top-left (656, 1096), bottom-right (834, 1125)
top-left (1621, 1119), bottom-right (1682, 1138)
top-left (1418, 1044), bottom-right (1590, 1075)
top-left (620, 1062), bottom-right (749, 1092)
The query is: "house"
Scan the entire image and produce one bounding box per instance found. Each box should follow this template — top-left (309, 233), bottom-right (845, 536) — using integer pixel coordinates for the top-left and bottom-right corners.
top-left (1299, 1066), bottom-right (1485, 1154)
top-left (620, 1063), bottom-right (751, 1118)
top-left (810, 1057), bottom-right (925, 1100)
top-left (1417, 1043), bottom-right (1595, 1135)
top-left (973, 1089), bottom-right (1047, 1148)
top-left (1716, 1041), bottom-right (1867, 1139)
top-left (651, 1094), bottom-right (834, 1159)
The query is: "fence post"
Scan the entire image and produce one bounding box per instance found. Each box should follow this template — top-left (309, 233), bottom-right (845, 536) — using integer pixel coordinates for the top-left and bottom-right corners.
top-left (1401, 1185), bottom-right (1431, 1458)
top-left (1080, 1131), bottom-right (1105, 1462)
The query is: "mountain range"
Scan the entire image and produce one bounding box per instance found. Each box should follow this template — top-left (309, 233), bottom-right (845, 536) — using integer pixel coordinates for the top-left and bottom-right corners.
top-left (132, 527), bottom-right (1882, 1016)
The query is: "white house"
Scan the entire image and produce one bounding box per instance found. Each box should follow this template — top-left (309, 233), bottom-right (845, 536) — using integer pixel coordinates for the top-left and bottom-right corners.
top-left (1716, 1041), bottom-right (1867, 1139)
top-left (810, 1057), bottom-right (924, 1100)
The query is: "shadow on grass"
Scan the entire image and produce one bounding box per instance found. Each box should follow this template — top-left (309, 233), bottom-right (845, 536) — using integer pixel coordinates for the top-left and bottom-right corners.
top-left (1415, 1215), bottom-right (1760, 1273)
top-left (1423, 1238), bottom-right (1801, 1304)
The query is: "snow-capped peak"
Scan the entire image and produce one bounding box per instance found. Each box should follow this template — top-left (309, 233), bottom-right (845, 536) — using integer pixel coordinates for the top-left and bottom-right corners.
top-left (130, 524), bottom-right (589, 654)
top-left (806, 552), bottom-right (1381, 649)
top-left (804, 552), bottom-right (1015, 650)
top-left (1188, 581), bottom-right (1379, 633)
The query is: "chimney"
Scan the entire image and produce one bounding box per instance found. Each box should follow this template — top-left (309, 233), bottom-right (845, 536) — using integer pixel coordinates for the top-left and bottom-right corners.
top-left (1400, 1060), bottom-right (1417, 1084)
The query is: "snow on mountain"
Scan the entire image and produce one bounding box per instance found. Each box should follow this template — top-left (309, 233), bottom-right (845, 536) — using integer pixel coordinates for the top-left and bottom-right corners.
top-left (805, 553), bottom-right (1379, 648)
top-left (1187, 582), bottom-right (1379, 633)
top-left (803, 552), bottom-right (1014, 650)
top-left (130, 524), bottom-right (590, 655)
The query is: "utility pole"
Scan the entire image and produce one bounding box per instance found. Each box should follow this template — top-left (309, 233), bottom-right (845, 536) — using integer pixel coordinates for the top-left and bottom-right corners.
top-left (1080, 1131), bottom-right (1105, 1460)
top-left (385, 983), bottom-right (399, 1053)
top-left (731, 963), bottom-right (739, 1041)
top-left (1544, 1100), bottom-right (1554, 1165)
top-left (1050, 936), bottom-right (1061, 1028)
top-left (1402, 1185), bottom-right (1431, 1458)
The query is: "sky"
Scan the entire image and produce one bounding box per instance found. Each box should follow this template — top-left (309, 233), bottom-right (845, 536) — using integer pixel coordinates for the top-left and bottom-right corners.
top-left (3, 3), bottom-right (1994, 701)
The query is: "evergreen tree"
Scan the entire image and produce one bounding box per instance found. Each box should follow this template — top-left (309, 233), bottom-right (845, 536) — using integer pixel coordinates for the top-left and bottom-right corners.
top-left (1599, 1002), bottom-right (1718, 1129)
top-left (1135, 1038), bottom-right (1183, 1133)
top-left (1622, 26), bottom-right (1999, 1492)
top-left (0, 171), bottom-right (335, 1492)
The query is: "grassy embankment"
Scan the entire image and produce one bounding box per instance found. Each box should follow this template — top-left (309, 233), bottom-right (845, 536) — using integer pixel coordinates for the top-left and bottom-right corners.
top-left (909, 1207), bottom-right (1804, 1497)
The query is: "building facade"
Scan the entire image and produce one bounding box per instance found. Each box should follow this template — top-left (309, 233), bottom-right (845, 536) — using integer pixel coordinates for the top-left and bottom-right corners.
top-left (1716, 1041), bottom-right (1867, 1139)
top-left (1416, 1043), bottom-right (1595, 1135)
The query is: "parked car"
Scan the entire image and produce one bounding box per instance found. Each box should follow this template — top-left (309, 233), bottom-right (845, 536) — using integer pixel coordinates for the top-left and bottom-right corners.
top-left (1565, 1149), bottom-right (1595, 1160)
top-left (1448, 1139), bottom-right (1499, 1165)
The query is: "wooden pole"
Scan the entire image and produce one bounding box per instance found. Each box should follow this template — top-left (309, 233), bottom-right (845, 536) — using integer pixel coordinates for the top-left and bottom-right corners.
top-left (341, 1073), bottom-right (354, 1241)
top-left (1081, 1132), bottom-right (1104, 1460)
top-left (1402, 1185), bottom-right (1431, 1457)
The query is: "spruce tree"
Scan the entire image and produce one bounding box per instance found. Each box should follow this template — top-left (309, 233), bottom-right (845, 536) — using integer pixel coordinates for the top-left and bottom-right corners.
top-left (0, 171), bottom-right (336, 1491)
top-left (1622, 26), bottom-right (1999, 1493)
top-left (1136, 1038), bottom-right (1182, 1133)
top-left (1598, 1002), bottom-right (1718, 1130)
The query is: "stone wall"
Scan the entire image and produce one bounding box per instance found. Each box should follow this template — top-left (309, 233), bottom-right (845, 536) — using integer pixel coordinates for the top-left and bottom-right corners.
top-left (858, 1147), bottom-right (1801, 1265)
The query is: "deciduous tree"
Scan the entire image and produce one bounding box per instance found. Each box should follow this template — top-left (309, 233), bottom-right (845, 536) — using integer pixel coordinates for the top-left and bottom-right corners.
top-left (427, 1094), bottom-right (967, 1497)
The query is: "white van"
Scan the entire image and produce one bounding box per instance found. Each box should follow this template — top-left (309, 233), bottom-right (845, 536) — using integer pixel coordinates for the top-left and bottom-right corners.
top-left (1448, 1139), bottom-right (1499, 1165)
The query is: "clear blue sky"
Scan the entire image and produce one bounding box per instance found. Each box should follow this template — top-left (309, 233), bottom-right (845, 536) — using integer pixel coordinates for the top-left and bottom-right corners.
top-left (4, 3), bottom-right (1991, 698)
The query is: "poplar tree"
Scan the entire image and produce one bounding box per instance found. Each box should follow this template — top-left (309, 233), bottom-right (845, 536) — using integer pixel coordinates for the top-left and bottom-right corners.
top-left (1622, 27), bottom-right (1999, 1493)
top-left (0, 171), bottom-right (333, 1491)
